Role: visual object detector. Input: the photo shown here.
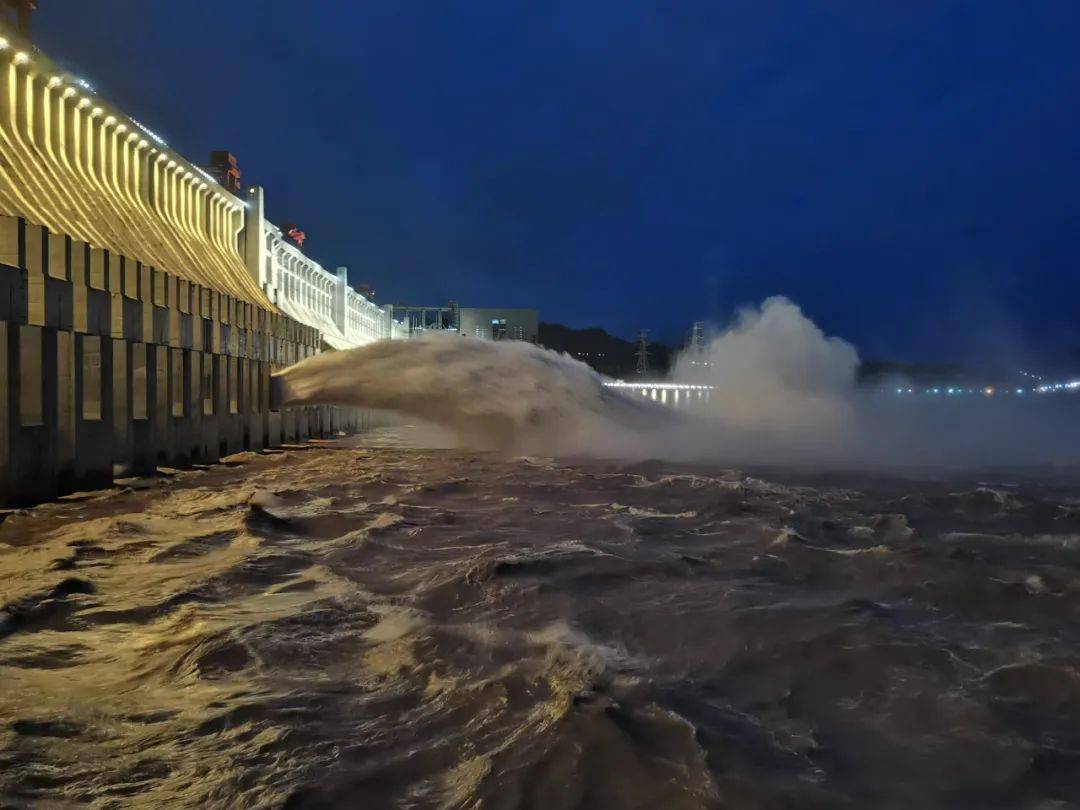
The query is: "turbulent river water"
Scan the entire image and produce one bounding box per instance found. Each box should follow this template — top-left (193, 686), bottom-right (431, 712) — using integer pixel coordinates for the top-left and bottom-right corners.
top-left (3, 427), bottom-right (1080, 808)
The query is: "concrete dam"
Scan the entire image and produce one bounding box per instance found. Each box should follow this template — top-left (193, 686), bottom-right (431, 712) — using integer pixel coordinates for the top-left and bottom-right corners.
top-left (0, 22), bottom-right (398, 506)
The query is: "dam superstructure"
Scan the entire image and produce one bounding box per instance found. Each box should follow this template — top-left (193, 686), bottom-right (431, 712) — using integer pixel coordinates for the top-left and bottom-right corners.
top-left (0, 23), bottom-right (394, 504)
top-left (250, 205), bottom-right (404, 349)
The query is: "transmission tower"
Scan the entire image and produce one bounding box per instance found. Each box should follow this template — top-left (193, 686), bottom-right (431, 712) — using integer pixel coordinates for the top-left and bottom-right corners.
top-left (688, 321), bottom-right (705, 352)
top-left (635, 329), bottom-right (650, 377)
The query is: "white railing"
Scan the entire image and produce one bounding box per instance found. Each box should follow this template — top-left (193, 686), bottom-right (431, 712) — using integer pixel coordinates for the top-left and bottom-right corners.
top-left (0, 22), bottom-right (405, 354)
top-left (257, 220), bottom-right (400, 349)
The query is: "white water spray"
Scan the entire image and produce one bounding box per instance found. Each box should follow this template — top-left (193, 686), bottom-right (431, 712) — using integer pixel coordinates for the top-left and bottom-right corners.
top-left (274, 334), bottom-right (664, 456)
top-left (674, 296), bottom-right (858, 432)
top-left (275, 297), bottom-right (1080, 469)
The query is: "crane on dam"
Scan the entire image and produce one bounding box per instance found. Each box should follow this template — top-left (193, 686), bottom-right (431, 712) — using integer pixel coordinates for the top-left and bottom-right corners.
top-left (2, 0), bottom-right (35, 35)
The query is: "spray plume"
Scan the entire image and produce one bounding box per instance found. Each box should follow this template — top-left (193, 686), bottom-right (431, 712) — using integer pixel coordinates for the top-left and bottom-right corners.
top-left (275, 298), bottom-right (1080, 470)
top-left (273, 333), bottom-right (663, 456)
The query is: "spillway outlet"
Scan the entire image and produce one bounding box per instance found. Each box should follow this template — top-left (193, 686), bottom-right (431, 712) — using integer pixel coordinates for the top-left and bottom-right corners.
top-left (269, 375), bottom-right (287, 411)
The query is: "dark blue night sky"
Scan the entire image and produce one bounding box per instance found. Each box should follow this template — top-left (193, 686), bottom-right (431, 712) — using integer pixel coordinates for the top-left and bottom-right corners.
top-left (35, 2), bottom-right (1080, 365)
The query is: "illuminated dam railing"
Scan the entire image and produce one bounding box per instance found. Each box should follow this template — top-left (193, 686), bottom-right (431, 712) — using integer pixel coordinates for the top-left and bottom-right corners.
top-left (0, 21), bottom-right (402, 351)
top-left (251, 211), bottom-right (397, 350)
top-left (605, 380), bottom-right (714, 407)
top-left (0, 29), bottom-right (267, 305)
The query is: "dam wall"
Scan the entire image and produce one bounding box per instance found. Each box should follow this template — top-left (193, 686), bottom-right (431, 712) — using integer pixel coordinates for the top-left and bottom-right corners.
top-left (0, 27), bottom-right (377, 506)
top-left (0, 215), bottom-right (372, 505)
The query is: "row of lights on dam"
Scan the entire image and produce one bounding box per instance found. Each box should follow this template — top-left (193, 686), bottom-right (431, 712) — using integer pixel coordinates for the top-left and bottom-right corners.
top-left (0, 38), bottom-right (249, 208)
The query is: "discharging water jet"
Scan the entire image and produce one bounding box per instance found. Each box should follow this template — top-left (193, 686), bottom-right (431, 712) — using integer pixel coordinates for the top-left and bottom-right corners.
top-left (271, 297), bottom-right (1080, 469)
top-left (271, 334), bottom-right (668, 455)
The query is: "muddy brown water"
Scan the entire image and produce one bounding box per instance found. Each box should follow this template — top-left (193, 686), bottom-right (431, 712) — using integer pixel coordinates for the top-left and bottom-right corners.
top-left (2, 428), bottom-right (1080, 808)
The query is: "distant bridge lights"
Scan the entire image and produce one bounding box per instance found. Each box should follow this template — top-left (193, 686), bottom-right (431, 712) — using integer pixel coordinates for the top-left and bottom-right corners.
top-left (605, 381), bottom-right (714, 390)
top-left (612, 377), bottom-right (1080, 405)
top-left (604, 381), bottom-right (715, 408)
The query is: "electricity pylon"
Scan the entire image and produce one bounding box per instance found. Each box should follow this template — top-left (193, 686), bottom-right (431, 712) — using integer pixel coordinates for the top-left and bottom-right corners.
top-left (635, 329), bottom-right (650, 377)
top-left (688, 321), bottom-right (705, 352)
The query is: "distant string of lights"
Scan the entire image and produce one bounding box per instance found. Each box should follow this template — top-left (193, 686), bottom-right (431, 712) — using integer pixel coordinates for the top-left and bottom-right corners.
top-left (607, 378), bottom-right (1080, 397)
top-left (892, 379), bottom-right (1080, 396)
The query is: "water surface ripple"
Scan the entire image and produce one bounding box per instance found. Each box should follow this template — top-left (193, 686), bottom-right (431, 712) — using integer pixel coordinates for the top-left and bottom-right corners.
top-left (3, 430), bottom-right (1080, 808)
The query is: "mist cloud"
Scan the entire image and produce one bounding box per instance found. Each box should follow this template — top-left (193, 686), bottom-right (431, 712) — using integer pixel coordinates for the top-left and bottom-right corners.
top-left (277, 298), bottom-right (1080, 472)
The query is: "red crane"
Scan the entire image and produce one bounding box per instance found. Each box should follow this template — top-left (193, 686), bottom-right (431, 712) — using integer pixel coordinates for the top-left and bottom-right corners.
top-left (282, 223), bottom-right (306, 248)
top-left (3, 0), bottom-right (36, 35)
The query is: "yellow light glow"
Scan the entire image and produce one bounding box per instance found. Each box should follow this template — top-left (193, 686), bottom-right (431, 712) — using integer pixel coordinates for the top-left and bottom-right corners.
top-left (0, 38), bottom-right (272, 307)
